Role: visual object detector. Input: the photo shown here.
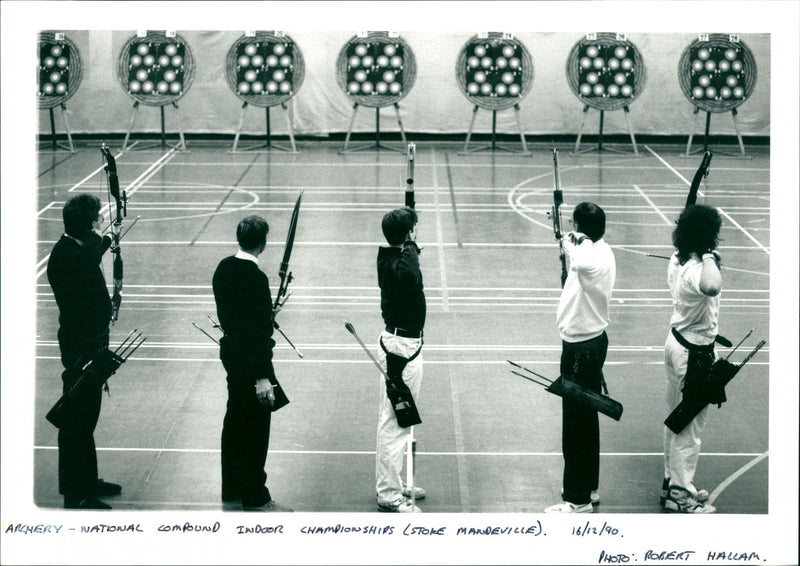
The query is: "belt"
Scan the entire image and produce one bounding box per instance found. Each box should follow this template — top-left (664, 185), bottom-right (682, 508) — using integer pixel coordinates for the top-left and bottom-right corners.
top-left (671, 328), bottom-right (714, 353)
top-left (385, 325), bottom-right (423, 339)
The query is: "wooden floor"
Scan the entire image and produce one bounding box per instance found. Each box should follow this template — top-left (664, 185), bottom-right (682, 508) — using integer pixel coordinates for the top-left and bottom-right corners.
top-left (33, 139), bottom-right (770, 516)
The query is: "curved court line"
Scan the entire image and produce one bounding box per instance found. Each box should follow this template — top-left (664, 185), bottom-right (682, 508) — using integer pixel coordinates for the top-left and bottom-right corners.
top-left (707, 450), bottom-right (768, 505)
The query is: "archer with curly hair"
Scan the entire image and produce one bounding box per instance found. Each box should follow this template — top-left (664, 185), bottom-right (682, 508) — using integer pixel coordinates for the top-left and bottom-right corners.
top-left (661, 204), bottom-right (723, 514)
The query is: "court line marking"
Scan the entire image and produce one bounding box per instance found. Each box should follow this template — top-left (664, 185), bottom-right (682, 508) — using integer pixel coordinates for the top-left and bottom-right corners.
top-left (707, 450), bottom-right (769, 505)
top-left (633, 184), bottom-right (673, 226)
top-left (431, 148), bottom-right (450, 312)
top-left (614, 246), bottom-right (770, 277)
top-left (36, 147), bottom-right (178, 279)
top-left (35, 355), bottom-right (768, 366)
top-left (644, 145), bottom-right (770, 256)
top-left (32, 445), bottom-right (765, 457)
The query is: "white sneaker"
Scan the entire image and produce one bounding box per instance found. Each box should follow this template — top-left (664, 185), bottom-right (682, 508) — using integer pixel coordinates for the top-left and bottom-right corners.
top-left (664, 487), bottom-right (716, 514)
top-left (402, 483), bottom-right (426, 500)
top-left (544, 501), bottom-right (593, 513)
top-left (377, 496), bottom-right (421, 513)
top-left (562, 489), bottom-right (599, 504)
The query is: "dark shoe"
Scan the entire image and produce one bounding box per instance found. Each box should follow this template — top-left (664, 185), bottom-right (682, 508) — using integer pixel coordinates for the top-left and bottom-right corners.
top-left (95, 479), bottom-right (122, 497)
top-left (65, 497), bottom-right (112, 510)
top-left (243, 499), bottom-right (294, 512)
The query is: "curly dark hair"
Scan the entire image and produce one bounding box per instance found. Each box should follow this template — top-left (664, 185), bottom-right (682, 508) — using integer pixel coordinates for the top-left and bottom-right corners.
top-left (672, 204), bottom-right (722, 264)
top-left (63, 194), bottom-right (102, 237)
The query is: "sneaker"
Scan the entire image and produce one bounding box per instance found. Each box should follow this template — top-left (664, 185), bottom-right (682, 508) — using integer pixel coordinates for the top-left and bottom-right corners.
top-left (562, 489), bottom-right (599, 504)
top-left (544, 501), bottom-right (593, 513)
top-left (377, 496), bottom-right (421, 513)
top-left (659, 478), bottom-right (670, 506)
top-left (243, 500), bottom-right (294, 512)
top-left (664, 487), bottom-right (716, 514)
top-left (659, 480), bottom-right (709, 507)
top-left (402, 483), bottom-right (426, 500)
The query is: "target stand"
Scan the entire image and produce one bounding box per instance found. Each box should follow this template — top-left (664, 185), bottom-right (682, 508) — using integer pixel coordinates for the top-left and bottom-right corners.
top-left (461, 104), bottom-right (530, 155)
top-left (685, 107), bottom-right (747, 157)
top-left (566, 33), bottom-right (646, 157)
top-left (573, 105), bottom-right (639, 156)
top-left (117, 32), bottom-right (195, 152)
top-left (226, 32), bottom-right (305, 153)
top-left (122, 101), bottom-right (187, 152)
top-left (40, 103), bottom-right (76, 153)
top-left (679, 34), bottom-right (757, 158)
top-left (456, 33), bottom-right (533, 155)
top-left (336, 32), bottom-right (416, 154)
top-left (340, 102), bottom-right (407, 153)
top-left (231, 101), bottom-right (298, 153)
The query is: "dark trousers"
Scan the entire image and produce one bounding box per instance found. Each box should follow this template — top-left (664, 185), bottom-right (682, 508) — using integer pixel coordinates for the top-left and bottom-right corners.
top-left (560, 331), bottom-right (608, 505)
top-left (57, 330), bottom-right (107, 499)
top-left (221, 383), bottom-right (272, 503)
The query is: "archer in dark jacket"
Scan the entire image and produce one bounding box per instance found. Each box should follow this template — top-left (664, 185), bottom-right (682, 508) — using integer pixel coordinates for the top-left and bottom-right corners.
top-left (47, 194), bottom-right (121, 509)
top-left (212, 215), bottom-right (286, 511)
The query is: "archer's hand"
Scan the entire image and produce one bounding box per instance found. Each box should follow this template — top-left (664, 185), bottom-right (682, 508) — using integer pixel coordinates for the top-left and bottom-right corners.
top-left (566, 232), bottom-right (588, 245)
top-left (256, 378), bottom-right (275, 409)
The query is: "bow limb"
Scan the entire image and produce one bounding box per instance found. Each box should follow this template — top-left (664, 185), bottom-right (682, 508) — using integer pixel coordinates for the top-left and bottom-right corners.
top-left (101, 144), bottom-right (127, 323)
top-left (685, 151), bottom-right (712, 209)
top-left (274, 191), bottom-right (303, 312)
top-left (551, 149), bottom-right (568, 288)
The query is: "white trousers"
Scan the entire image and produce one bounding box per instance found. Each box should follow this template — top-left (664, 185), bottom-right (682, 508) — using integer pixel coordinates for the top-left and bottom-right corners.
top-left (375, 331), bottom-right (423, 504)
top-left (663, 331), bottom-right (710, 497)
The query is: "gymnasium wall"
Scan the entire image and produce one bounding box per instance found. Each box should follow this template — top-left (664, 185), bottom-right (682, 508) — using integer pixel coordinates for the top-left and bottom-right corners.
top-left (39, 30), bottom-right (770, 138)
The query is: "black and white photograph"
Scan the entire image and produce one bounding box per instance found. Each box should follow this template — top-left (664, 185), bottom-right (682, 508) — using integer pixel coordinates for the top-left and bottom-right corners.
top-left (2, 2), bottom-right (798, 565)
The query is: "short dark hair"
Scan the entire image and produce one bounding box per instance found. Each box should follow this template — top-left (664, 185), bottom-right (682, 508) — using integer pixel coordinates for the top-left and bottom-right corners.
top-left (63, 194), bottom-right (102, 237)
top-left (573, 202), bottom-right (606, 241)
top-left (381, 206), bottom-right (418, 246)
top-left (672, 204), bottom-right (722, 264)
top-left (236, 215), bottom-right (269, 251)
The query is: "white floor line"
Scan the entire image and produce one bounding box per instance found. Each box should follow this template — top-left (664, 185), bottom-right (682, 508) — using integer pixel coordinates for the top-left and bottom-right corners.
top-left (33, 445), bottom-right (766, 457)
top-left (36, 147), bottom-right (178, 279)
top-left (644, 145), bottom-right (770, 256)
top-left (707, 450), bottom-right (769, 505)
top-left (633, 184), bottom-right (674, 226)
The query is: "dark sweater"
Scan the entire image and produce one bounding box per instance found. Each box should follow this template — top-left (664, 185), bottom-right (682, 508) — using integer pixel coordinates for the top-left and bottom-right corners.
top-left (212, 255), bottom-right (275, 380)
top-left (377, 244), bottom-right (426, 332)
top-left (47, 232), bottom-right (112, 339)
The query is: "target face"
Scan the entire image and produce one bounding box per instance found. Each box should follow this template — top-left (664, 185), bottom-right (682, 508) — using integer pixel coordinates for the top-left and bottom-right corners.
top-left (118, 32), bottom-right (194, 106)
top-left (456, 33), bottom-right (534, 111)
top-left (678, 34), bottom-right (756, 113)
top-left (226, 33), bottom-right (305, 107)
top-left (336, 32), bottom-right (416, 108)
top-left (345, 41), bottom-right (406, 98)
top-left (37, 32), bottom-right (82, 109)
top-left (566, 34), bottom-right (646, 111)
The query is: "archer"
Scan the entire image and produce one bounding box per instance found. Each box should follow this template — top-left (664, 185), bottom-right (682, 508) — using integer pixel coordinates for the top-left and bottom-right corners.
top-left (211, 215), bottom-right (292, 511)
top-left (46, 194), bottom-right (123, 509)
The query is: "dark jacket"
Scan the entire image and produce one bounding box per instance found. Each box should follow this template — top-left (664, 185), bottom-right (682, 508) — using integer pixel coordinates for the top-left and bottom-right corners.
top-left (377, 243), bottom-right (426, 332)
top-left (212, 256), bottom-right (276, 383)
top-left (47, 232), bottom-right (112, 340)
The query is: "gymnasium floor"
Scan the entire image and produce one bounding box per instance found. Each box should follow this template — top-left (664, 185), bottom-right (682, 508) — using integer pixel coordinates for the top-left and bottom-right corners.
top-left (33, 138), bottom-right (769, 514)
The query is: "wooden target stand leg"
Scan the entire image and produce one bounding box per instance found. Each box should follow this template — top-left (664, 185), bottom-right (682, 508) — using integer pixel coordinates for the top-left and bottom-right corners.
top-left (231, 101), bottom-right (298, 153)
top-left (459, 104), bottom-right (531, 155)
top-left (684, 106), bottom-right (748, 158)
top-left (122, 101), bottom-right (188, 152)
top-left (39, 103), bottom-right (76, 153)
top-left (573, 105), bottom-right (639, 156)
top-left (339, 103), bottom-right (407, 154)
